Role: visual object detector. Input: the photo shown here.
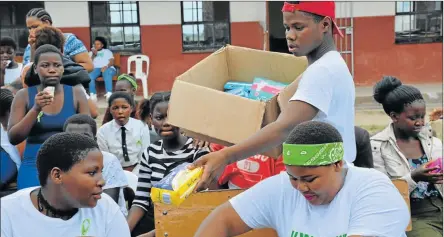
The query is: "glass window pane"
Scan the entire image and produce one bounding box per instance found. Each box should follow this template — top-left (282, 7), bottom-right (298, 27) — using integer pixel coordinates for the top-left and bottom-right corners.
top-left (123, 2), bottom-right (131, 11)
top-left (110, 26), bottom-right (124, 49)
top-left (395, 15), bottom-right (411, 32)
top-left (0, 27), bottom-right (29, 53)
top-left (110, 11), bottom-right (122, 24)
top-left (131, 3), bottom-right (137, 11)
top-left (123, 11), bottom-right (135, 24)
top-left (91, 2), bottom-right (110, 25)
top-left (124, 26), bottom-right (134, 43)
top-left (184, 9), bottom-right (193, 22)
top-left (183, 1), bottom-right (192, 9)
top-left (214, 22), bottom-right (230, 46)
top-left (0, 4), bottom-right (12, 26)
top-left (197, 1), bottom-right (202, 8)
top-left (213, 1), bottom-right (229, 21)
top-left (132, 11), bottom-right (138, 23)
top-left (202, 2), bottom-right (214, 21)
top-left (110, 3), bottom-right (121, 11)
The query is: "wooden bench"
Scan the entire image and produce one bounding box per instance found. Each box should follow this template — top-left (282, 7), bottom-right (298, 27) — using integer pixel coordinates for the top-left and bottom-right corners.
top-left (96, 53), bottom-right (121, 81)
top-left (154, 179), bottom-right (412, 237)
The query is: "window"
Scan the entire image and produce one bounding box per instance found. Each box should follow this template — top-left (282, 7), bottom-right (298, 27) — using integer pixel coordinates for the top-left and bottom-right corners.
top-left (181, 1), bottom-right (230, 52)
top-left (89, 1), bottom-right (141, 52)
top-left (0, 1), bottom-right (45, 55)
top-left (395, 1), bottom-right (442, 44)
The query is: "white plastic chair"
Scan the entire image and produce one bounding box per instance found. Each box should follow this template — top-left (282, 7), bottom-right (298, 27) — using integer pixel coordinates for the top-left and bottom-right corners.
top-left (124, 170), bottom-right (138, 192)
top-left (127, 55), bottom-right (150, 99)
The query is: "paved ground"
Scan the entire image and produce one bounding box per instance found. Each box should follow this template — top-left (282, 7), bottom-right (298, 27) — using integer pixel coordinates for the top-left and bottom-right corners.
top-left (95, 83), bottom-right (443, 135)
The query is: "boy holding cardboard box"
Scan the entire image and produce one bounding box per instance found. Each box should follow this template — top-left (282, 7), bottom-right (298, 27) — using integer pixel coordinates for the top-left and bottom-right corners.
top-left (189, 1), bottom-right (356, 191)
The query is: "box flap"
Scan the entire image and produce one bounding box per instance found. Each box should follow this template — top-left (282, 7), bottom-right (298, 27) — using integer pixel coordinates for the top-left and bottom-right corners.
top-left (169, 80), bottom-right (266, 144)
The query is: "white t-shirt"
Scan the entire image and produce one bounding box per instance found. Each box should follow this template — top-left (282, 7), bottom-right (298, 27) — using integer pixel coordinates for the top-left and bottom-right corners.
top-left (1, 126), bottom-right (21, 169)
top-left (89, 49), bottom-right (114, 69)
top-left (230, 165), bottom-right (410, 237)
top-left (1, 187), bottom-right (131, 237)
top-left (102, 151), bottom-right (129, 216)
top-left (4, 63), bottom-right (23, 85)
top-left (290, 51), bottom-right (356, 163)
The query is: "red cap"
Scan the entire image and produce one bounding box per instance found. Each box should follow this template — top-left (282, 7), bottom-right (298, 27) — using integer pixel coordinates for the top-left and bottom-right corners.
top-left (282, 1), bottom-right (344, 38)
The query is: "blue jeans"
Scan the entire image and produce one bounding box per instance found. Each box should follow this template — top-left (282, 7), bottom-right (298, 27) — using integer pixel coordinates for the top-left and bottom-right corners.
top-left (89, 67), bottom-right (116, 94)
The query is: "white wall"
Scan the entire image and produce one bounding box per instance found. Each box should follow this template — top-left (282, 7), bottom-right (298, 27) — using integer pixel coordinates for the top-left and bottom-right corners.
top-left (230, 2), bottom-right (266, 28)
top-left (44, 2), bottom-right (90, 27)
top-left (336, 2), bottom-right (396, 18)
top-left (139, 2), bottom-right (182, 25)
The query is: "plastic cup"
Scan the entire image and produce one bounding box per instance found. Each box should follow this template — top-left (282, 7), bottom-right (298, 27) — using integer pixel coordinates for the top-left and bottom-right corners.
top-left (44, 86), bottom-right (55, 97)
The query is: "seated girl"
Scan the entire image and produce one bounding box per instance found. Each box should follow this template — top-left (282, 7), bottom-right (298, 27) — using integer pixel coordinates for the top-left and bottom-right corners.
top-left (371, 76), bottom-right (443, 237)
top-left (102, 74), bottom-right (139, 125)
top-left (88, 36), bottom-right (116, 101)
top-left (97, 92), bottom-right (150, 173)
top-left (195, 121), bottom-right (410, 237)
top-left (127, 91), bottom-right (210, 237)
top-left (1, 132), bottom-right (130, 236)
top-left (0, 37), bottom-right (23, 86)
top-left (8, 44), bottom-right (89, 190)
top-left (0, 89), bottom-right (21, 191)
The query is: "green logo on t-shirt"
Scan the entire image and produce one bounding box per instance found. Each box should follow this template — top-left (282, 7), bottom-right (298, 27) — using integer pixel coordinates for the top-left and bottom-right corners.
top-left (290, 231), bottom-right (347, 237)
top-left (81, 218), bottom-right (91, 236)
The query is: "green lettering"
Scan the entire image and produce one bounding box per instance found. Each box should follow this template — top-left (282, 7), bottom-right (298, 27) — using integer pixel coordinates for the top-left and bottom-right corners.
top-left (291, 231), bottom-right (298, 237)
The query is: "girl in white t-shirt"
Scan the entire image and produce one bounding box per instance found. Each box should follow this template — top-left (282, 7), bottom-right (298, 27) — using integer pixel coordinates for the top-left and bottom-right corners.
top-left (195, 121), bottom-right (410, 237)
top-left (0, 37), bottom-right (23, 86)
top-left (0, 132), bottom-right (130, 237)
top-left (88, 36), bottom-right (116, 101)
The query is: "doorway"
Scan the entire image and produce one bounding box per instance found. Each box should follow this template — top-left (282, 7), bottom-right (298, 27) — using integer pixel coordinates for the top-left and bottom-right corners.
top-left (267, 1), bottom-right (291, 54)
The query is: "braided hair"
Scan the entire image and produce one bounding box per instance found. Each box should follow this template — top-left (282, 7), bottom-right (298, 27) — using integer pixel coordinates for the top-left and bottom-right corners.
top-left (373, 76), bottom-right (424, 115)
top-left (0, 88), bottom-right (14, 117)
top-left (37, 132), bottom-right (99, 186)
top-left (26, 8), bottom-right (53, 24)
top-left (149, 91), bottom-right (171, 115)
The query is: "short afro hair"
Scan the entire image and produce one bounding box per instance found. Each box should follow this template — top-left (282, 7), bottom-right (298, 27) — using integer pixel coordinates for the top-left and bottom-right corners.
top-left (108, 91), bottom-right (135, 108)
top-left (63, 114), bottom-right (98, 137)
top-left (34, 44), bottom-right (63, 64)
top-left (34, 25), bottom-right (65, 52)
top-left (373, 76), bottom-right (424, 115)
top-left (94, 36), bottom-right (108, 49)
top-left (0, 37), bottom-right (17, 51)
top-left (37, 132), bottom-right (99, 186)
top-left (286, 121), bottom-right (343, 145)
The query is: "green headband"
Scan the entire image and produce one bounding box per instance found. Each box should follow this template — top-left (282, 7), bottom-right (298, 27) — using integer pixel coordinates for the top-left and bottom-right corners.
top-left (117, 74), bottom-right (138, 90)
top-left (283, 142), bottom-right (344, 166)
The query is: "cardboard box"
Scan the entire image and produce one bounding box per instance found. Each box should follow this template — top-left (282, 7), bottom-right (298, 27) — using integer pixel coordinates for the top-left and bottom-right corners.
top-left (168, 45), bottom-right (307, 157)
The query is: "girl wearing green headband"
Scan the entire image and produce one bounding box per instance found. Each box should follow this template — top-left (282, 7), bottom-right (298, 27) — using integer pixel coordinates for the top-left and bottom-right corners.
top-left (195, 121), bottom-right (410, 237)
top-left (101, 73), bottom-right (139, 125)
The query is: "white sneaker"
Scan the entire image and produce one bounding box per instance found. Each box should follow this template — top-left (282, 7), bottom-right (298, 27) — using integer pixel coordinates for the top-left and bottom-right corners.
top-left (105, 92), bottom-right (112, 101)
top-left (90, 93), bottom-right (97, 102)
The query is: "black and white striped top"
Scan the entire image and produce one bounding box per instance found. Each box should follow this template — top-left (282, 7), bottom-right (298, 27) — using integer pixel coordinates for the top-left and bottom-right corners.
top-left (132, 137), bottom-right (209, 211)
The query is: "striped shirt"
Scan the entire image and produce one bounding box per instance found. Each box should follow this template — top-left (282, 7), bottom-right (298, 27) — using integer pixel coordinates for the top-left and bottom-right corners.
top-left (133, 137), bottom-right (209, 211)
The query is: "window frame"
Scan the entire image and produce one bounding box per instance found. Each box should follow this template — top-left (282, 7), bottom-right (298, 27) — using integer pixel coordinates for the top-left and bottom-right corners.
top-left (88, 1), bottom-right (142, 53)
top-left (394, 1), bottom-right (443, 44)
top-left (0, 1), bottom-right (45, 56)
top-left (180, 1), bottom-right (231, 53)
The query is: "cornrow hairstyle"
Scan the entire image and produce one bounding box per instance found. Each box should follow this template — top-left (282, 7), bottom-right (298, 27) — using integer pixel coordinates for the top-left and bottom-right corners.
top-left (0, 88), bottom-right (14, 117)
top-left (286, 121), bottom-right (343, 145)
top-left (37, 132), bottom-right (99, 186)
top-left (285, 1), bottom-right (324, 23)
top-left (108, 91), bottom-right (135, 108)
top-left (0, 37), bottom-right (18, 51)
top-left (373, 76), bottom-right (424, 115)
top-left (26, 8), bottom-right (53, 24)
top-left (138, 98), bottom-right (150, 120)
top-left (63, 114), bottom-right (98, 137)
top-left (94, 36), bottom-right (108, 49)
top-left (34, 44), bottom-right (63, 64)
top-left (149, 91), bottom-right (171, 115)
top-left (34, 25), bottom-right (65, 52)
top-left (117, 73), bottom-right (138, 90)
